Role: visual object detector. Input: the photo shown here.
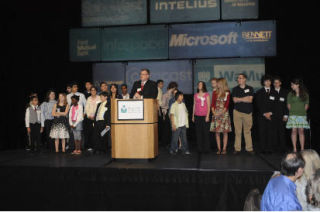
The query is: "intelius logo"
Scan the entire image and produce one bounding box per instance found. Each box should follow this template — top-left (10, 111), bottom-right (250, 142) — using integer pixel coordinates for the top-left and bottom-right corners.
top-left (155, 0), bottom-right (217, 11)
top-left (242, 31), bottom-right (272, 42)
top-left (169, 32), bottom-right (238, 47)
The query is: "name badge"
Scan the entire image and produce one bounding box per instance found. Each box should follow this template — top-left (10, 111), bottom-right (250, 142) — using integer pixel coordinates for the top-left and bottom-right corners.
top-left (137, 88), bottom-right (141, 92)
top-left (269, 96), bottom-right (275, 100)
top-left (280, 97), bottom-right (285, 102)
top-left (244, 89), bottom-right (250, 93)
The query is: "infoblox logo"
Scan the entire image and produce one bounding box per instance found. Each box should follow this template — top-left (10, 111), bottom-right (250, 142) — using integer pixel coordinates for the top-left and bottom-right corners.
top-left (169, 32), bottom-right (238, 47)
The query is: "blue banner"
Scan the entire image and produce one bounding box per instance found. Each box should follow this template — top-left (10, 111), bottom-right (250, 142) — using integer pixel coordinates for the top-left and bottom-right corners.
top-left (101, 25), bottom-right (169, 61)
top-left (194, 58), bottom-right (265, 94)
top-left (169, 20), bottom-right (276, 59)
top-left (126, 60), bottom-right (193, 94)
top-left (69, 28), bottom-right (101, 62)
top-left (81, 0), bottom-right (147, 27)
top-left (221, 0), bottom-right (258, 20)
top-left (92, 63), bottom-right (126, 89)
top-left (150, 0), bottom-right (220, 23)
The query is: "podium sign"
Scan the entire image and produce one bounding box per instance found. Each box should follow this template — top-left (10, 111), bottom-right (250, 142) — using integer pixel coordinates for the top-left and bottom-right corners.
top-left (117, 100), bottom-right (144, 120)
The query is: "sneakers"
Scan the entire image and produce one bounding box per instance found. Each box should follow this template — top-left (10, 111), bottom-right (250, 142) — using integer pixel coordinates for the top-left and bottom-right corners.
top-left (169, 150), bottom-right (177, 155)
top-left (184, 151), bottom-right (191, 155)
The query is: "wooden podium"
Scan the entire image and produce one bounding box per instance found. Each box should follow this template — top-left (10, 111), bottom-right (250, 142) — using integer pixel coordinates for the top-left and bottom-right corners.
top-left (111, 99), bottom-right (158, 159)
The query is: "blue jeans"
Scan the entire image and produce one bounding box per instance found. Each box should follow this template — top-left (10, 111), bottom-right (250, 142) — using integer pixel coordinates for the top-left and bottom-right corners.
top-left (170, 126), bottom-right (189, 152)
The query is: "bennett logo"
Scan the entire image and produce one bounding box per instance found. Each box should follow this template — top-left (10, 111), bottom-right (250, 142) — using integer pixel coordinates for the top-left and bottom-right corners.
top-left (77, 40), bottom-right (96, 56)
top-left (169, 32), bottom-right (238, 47)
top-left (242, 31), bottom-right (272, 42)
top-left (155, 0), bottom-right (217, 10)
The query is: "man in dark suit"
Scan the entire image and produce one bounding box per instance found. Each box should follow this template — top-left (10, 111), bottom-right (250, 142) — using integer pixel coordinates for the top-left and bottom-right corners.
top-left (130, 69), bottom-right (158, 99)
top-left (273, 76), bottom-right (289, 152)
top-left (93, 92), bottom-right (111, 154)
top-left (255, 75), bottom-right (277, 153)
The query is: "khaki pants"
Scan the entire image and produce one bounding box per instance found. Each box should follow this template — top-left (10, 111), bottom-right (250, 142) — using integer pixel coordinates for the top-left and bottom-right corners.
top-left (233, 110), bottom-right (253, 151)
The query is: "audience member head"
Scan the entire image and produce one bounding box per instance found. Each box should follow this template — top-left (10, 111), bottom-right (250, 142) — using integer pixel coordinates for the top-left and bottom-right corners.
top-left (66, 84), bottom-right (72, 94)
top-left (300, 149), bottom-right (320, 181)
top-left (140, 69), bottom-right (150, 82)
top-left (197, 81), bottom-right (207, 93)
top-left (217, 78), bottom-right (230, 97)
top-left (110, 84), bottom-right (119, 97)
top-left (280, 152), bottom-right (305, 181)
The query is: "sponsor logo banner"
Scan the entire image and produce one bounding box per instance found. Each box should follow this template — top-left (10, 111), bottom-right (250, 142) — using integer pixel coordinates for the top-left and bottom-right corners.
top-left (126, 60), bottom-right (193, 94)
top-left (150, 0), bottom-right (220, 23)
top-left (92, 63), bottom-right (126, 89)
top-left (69, 28), bottom-right (101, 62)
top-left (194, 58), bottom-right (265, 94)
top-left (221, 0), bottom-right (258, 20)
top-left (169, 20), bottom-right (276, 59)
top-left (82, 0), bottom-right (147, 27)
top-left (101, 25), bottom-right (168, 61)
top-left (117, 100), bottom-right (144, 120)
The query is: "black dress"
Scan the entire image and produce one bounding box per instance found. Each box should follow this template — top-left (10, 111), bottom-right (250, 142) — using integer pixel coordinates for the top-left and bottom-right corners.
top-left (49, 104), bottom-right (70, 139)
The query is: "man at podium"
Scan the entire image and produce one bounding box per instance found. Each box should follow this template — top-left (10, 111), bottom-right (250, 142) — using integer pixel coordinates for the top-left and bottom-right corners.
top-left (130, 69), bottom-right (158, 99)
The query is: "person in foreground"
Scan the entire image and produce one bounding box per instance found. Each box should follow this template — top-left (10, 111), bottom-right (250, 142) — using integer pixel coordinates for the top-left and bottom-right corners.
top-left (261, 152), bottom-right (305, 211)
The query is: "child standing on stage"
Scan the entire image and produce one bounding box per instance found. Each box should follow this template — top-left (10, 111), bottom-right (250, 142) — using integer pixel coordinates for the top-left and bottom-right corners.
top-left (210, 78), bottom-right (232, 155)
top-left (286, 78), bottom-right (310, 152)
top-left (50, 93), bottom-right (70, 153)
top-left (69, 95), bottom-right (84, 155)
top-left (169, 91), bottom-right (190, 155)
top-left (25, 96), bottom-right (44, 152)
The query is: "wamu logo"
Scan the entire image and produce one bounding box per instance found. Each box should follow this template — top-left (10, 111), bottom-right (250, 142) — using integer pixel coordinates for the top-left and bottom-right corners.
top-left (169, 32), bottom-right (238, 47)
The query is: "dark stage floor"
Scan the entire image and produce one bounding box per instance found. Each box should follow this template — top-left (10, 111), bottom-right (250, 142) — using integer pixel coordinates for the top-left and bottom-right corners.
top-left (0, 148), bottom-right (281, 210)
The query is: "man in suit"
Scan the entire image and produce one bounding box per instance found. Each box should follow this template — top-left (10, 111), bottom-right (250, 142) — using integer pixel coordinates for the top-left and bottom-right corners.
top-left (93, 92), bottom-right (111, 154)
top-left (255, 75), bottom-right (277, 153)
top-left (130, 69), bottom-right (158, 99)
top-left (273, 76), bottom-right (289, 152)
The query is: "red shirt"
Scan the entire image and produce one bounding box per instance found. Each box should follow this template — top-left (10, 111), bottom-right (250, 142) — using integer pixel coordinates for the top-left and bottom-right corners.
top-left (211, 90), bottom-right (230, 110)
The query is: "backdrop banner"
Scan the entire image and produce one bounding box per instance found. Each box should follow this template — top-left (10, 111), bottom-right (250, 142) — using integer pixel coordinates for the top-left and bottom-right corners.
top-left (69, 28), bottom-right (101, 62)
top-left (81, 0), bottom-right (147, 27)
top-left (92, 63), bottom-right (126, 89)
top-left (169, 20), bottom-right (276, 59)
top-left (126, 60), bottom-right (193, 94)
top-left (221, 0), bottom-right (258, 20)
top-left (101, 25), bottom-right (168, 61)
top-left (194, 58), bottom-right (265, 94)
top-left (150, 0), bottom-right (220, 23)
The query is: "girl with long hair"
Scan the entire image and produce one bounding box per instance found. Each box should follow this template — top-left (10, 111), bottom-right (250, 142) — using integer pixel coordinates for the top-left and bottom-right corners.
top-left (286, 78), bottom-right (310, 152)
top-left (210, 78), bottom-right (232, 154)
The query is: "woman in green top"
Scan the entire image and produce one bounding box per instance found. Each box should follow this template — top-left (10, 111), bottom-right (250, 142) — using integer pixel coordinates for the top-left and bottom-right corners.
top-left (286, 78), bottom-right (310, 152)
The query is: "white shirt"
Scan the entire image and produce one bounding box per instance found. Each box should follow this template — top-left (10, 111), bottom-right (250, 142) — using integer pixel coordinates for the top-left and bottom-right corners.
top-left (264, 87), bottom-right (271, 93)
top-left (177, 103), bottom-right (187, 127)
top-left (85, 95), bottom-right (101, 117)
top-left (275, 88), bottom-right (280, 93)
top-left (69, 104), bottom-right (84, 127)
top-left (122, 93), bottom-right (130, 100)
top-left (96, 101), bottom-right (108, 121)
top-left (25, 105), bottom-right (44, 128)
top-left (67, 92), bottom-right (86, 108)
top-left (157, 87), bottom-right (163, 106)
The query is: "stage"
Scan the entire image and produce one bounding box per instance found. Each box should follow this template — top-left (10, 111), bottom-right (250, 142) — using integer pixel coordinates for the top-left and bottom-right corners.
top-left (0, 148), bottom-right (281, 210)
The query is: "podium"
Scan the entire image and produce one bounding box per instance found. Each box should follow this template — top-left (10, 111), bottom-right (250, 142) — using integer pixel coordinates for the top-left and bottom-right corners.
top-left (111, 99), bottom-right (158, 159)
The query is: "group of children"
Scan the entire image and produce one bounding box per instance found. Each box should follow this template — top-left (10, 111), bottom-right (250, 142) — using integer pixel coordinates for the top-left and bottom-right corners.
top-left (25, 82), bottom-right (111, 154)
top-left (25, 73), bottom-right (310, 156)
